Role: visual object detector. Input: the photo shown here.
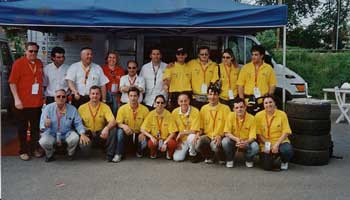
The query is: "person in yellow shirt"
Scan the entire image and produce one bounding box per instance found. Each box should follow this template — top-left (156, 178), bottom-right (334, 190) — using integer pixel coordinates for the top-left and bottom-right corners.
top-left (194, 82), bottom-right (230, 164)
top-left (237, 45), bottom-right (277, 115)
top-left (163, 47), bottom-right (192, 111)
top-left (187, 46), bottom-right (218, 109)
top-left (172, 93), bottom-right (200, 162)
top-left (218, 49), bottom-right (240, 110)
top-left (255, 95), bottom-right (293, 170)
top-left (113, 87), bottom-right (149, 162)
top-left (78, 85), bottom-right (117, 162)
top-left (140, 95), bottom-right (178, 159)
top-left (222, 98), bottom-right (259, 168)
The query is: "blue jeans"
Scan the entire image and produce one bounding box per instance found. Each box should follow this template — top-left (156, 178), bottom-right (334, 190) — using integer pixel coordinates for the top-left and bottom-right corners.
top-left (260, 142), bottom-right (294, 170)
top-left (116, 128), bottom-right (145, 156)
top-left (106, 91), bottom-right (119, 116)
top-left (222, 137), bottom-right (259, 162)
top-left (277, 142), bottom-right (294, 163)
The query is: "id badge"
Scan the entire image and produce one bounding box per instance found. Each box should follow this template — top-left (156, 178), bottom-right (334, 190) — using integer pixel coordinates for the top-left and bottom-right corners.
top-left (158, 139), bottom-right (164, 150)
top-left (253, 87), bottom-right (261, 98)
top-left (228, 89), bottom-right (234, 100)
top-left (31, 83), bottom-right (39, 95)
top-left (264, 141), bottom-right (271, 152)
top-left (201, 83), bottom-right (208, 94)
top-left (111, 83), bottom-right (118, 93)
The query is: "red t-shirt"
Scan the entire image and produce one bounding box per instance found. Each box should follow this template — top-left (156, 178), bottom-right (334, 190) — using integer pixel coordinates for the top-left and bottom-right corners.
top-left (102, 65), bottom-right (124, 92)
top-left (8, 57), bottom-right (44, 108)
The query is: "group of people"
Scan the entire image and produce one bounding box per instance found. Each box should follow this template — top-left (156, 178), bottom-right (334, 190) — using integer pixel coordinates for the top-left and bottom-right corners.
top-left (8, 41), bottom-right (293, 171)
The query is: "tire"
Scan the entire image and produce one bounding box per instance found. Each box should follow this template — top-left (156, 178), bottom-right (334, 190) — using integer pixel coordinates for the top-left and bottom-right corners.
top-left (288, 118), bottom-right (331, 135)
top-left (286, 98), bottom-right (331, 120)
top-left (291, 148), bottom-right (330, 166)
top-left (289, 134), bottom-right (331, 150)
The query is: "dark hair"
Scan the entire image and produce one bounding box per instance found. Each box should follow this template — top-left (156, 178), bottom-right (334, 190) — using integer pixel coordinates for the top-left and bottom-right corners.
top-left (51, 46), bottom-right (65, 58)
top-left (127, 60), bottom-right (138, 68)
top-left (154, 95), bottom-right (166, 106)
top-left (55, 89), bottom-right (67, 94)
top-left (251, 45), bottom-right (265, 57)
top-left (222, 48), bottom-right (234, 58)
top-left (233, 97), bottom-right (245, 105)
top-left (128, 86), bottom-right (140, 96)
top-left (150, 47), bottom-right (162, 55)
top-left (207, 81), bottom-right (221, 94)
top-left (198, 46), bottom-right (210, 54)
top-left (178, 92), bottom-right (190, 101)
top-left (25, 42), bottom-right (39, 50)
top-left (104, 51), bottom-right (120, 64)
top-left (89, 85), bottom-right (101, 93)
top-left (80, 47), bottom-right (93, 52)
top-left (263, 94), bottom-right (277, 104)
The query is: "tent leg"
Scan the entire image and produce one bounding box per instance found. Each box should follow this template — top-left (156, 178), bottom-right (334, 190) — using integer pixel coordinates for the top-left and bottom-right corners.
top-left (282, 25), bottom-right (287, 110)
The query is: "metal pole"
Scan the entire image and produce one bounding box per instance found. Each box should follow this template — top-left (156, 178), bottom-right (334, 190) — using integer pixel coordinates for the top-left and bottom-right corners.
top-left (282, 25), bottom-right (287, 110)
top-left (336, 0), bottom-right (340, 50)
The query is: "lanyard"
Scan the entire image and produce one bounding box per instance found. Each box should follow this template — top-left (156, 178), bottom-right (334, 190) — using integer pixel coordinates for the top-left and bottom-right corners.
top-left (156, 115), bottom-right (164, 138)
top-left (180, 114), bottom-right (190, 131)
top-left (131, 105), bottom-right (138, 130)
top-left (224, 64), bottom-right (232, 89)
top-left (82, 65), bottom-right (91, 85)
top-left (110, 68), bottom-right (117, 83)
top-left (200, 62), bottom-right (209, 83)
top-left (88, 103), bottom-right (101, 131)
top-left (265, 114), bottom-right (275, 138)
top-left (235, 114), bottom-right (246, 138)
top-left (28, 62), bottom-right (37, 83)
top-left (128, 75), bottom-right (137, 85)
top-left (209, 110), bottom-right (218, 132)
top-left (152, 64), bottom-right (159, 87)
top-left (254, 65), bottom-right (261, 87)
top-left (56, 107), bottom-right (65, 132)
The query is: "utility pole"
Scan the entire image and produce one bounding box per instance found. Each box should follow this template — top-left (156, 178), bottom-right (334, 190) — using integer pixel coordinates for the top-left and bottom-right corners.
top-left (276, 0), bottom-right (283, 49)
top-left (335, 0), bottom-right (340, 50)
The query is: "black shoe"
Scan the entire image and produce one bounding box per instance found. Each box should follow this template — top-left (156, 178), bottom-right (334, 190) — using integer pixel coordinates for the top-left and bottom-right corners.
top-left (190, 154), bottom-right (202, 163)
top-left (45, 156), bottom-right (55, 162)
top-left (107, 155), bottom-right (113, 162)
top-left (67, 154), bottom-right (75, 161)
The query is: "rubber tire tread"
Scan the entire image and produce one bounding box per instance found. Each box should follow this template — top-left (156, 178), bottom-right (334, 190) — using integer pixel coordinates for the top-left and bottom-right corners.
top-left (290, 134), bottom-right (331, 150)
top-left (286, 101), bottom-right (330, 120)
top-left (288, 118), bottom-right (331, 136)
top-left (291, 148), bottom-right (330, 166)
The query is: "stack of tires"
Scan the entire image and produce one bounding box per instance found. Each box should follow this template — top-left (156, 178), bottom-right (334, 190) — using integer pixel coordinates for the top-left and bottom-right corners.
top-left (286, 98), bottom-right (332, 166)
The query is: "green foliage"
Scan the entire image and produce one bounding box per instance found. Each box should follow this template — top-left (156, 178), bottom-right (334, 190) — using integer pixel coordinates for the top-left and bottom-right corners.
top-left (272, 49), bottom-right (350, 98)
top-left (256, 30), bottom-right (276, 51)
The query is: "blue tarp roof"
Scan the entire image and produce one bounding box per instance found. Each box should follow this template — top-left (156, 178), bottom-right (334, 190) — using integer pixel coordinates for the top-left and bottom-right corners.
top-left (0, 0), bottom-right (287, 29)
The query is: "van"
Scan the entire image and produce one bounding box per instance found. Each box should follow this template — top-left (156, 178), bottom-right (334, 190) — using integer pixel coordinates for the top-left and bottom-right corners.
top-left (28, 30), bottom-right (307, 105)
top-left (0, 32), bottom-right (14, 113)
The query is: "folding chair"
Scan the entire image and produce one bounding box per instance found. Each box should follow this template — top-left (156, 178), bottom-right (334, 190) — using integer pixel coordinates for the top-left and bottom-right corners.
top-left (334, 86), bottom-right (350, 125)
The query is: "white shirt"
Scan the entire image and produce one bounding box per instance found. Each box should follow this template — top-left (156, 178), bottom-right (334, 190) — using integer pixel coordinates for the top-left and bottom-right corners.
top-left (140, 61), bottom-right (167, 106)
top-left (119, 74), bottom-right (145, 103)
top-left (65, 61), bottom-right (109, 96)
top-left (43, 63), bottom-right (70, 97)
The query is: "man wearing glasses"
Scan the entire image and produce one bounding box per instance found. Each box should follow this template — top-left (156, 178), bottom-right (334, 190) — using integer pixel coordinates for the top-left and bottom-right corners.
top-left (9, 42), bottom-right (44, 161)
top-left (39, 89), bottom-right (85, 162)
top-left (187, 46), bottom-right (218, 109)
top-left (119, 60), bottom-right (145, 105)
top-left (43, 47), bottom-right (69, 104)
top-left (163, 47), bottom-right (192, 111)
top-left (66, 47), bottom-right (109, 108)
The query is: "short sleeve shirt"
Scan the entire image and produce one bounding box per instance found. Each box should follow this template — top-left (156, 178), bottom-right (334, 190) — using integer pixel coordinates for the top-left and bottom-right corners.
top-left (163, 62), bottom-right (192, 92)
top-left (102, 65), bottom-right (124, 92)
top-left (188, 59), bottom-right (218, 95)
top-left (116, 103), bottom-right (149, 133)
top-left (43, 63), bottom-right (70, 97)
top-left (78, 102), bottom-right (114, 132)
top-left (172, 106), bottom-right (200, 142)
top-left (218, 63), bottom-right (240, 100)
top-left (119, 75), bottom-right (145, 103)
top-left (200, 103), bottom-right (230, 139)
top-left (224, 112), bottom-right (256, 140)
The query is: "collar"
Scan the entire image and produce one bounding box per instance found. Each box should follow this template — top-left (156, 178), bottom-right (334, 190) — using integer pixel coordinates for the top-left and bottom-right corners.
top-left (179, 106), bottom-right (191, 116)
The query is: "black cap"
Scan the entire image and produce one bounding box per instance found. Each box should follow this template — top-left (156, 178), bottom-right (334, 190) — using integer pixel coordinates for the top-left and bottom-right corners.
top-left (176, 47), bottom-right (186, 54)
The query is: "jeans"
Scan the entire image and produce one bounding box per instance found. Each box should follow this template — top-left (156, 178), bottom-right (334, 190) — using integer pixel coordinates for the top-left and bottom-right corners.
top-left (106, 91), bottom-right (119, 116)
top-left (221, 137), bottom-right (259, 162)
top-left (39, 131), bottom-right (80, 157)
top-left (116, 128), bottom-right (144, 156)
top-left (260, 142), bottom-right (294, 170)
top-left (195, 135), bottom-right (225, 161)
top-left (173, 134), bottom-right (197, 161)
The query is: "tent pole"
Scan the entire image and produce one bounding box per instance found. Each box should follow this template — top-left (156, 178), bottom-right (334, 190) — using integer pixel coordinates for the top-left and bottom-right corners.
top-left (282, 25), bottom-right (287, 110)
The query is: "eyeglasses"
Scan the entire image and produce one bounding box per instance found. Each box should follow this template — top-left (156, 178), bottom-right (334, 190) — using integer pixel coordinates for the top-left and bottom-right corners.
top-left (176, 53), bottom-right (185, 56)
top-left (156, 101), bottom-right (165, 105)
top-left (199, 53), bottom-right (209, 56)
top-left (128, 67), bottom-right (137, 69)
top-left (56, 95), bottom-right (66, 99)
top-left (222, 56), bottom-right (231, 59)
top-left (28, 50), bottom-right (38, 53)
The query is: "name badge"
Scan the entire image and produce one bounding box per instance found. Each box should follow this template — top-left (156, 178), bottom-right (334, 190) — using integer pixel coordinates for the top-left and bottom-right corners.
top-left (201, 83), bottom-right (208, 94)
top-left (228, 89), bottom-right (234, 100)
top-left (253, 87), bottom-right (261, 98)
top-left (32, 83), bottom-right (39, 95)
top-left (158, 139), bottom-right (164, 150)
top-left (111, 83), bottom-right (118, 93)
top-left (264, 141), bottom-right (271, 152)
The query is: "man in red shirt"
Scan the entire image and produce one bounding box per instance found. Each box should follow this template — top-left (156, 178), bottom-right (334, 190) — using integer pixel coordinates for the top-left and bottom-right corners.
top-left (9, 42), bottom-right (44, 161)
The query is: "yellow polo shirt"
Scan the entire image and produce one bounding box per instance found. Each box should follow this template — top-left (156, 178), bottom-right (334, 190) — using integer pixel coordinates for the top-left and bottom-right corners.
top-left (78, 102), bottom-right (114, 132)
top-left (163, 62), bottom-right (192, 92)
top-left (255, 109), bottom-right (292, 151)
top-left (218, 63), bottom-right (240, 100)
top-left (116, 103), bottom-right (149, 133)
top-left (236, 62), bottom-right (277, 96)
top-left (172, 106), bottom-right (200, 142)
top-left (187, 59), bottom-right (218, 95)
top-left (141, 109), bottom-right (178, 140)
top-left (200, 103), bottom-right (230, 139)
top-left (224, 112), bottom-right (256, 140)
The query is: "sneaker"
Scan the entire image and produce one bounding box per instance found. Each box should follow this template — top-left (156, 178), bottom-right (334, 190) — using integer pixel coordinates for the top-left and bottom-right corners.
top-left (45, 156), bottom-right (55, 162)
top-left (245, 161), bottom-right (254, 168)
top-left (19, 153), bottom-right (30, 161)
top-left (150, 154), bottom-right (157, 159)
top-left (226, 161), bottom-right (234, 168)
top-left (112, 154), bottom-right (122, 163)
top-left (218, 160), bottom-right (226, 165)
top-left (136, 151), bottom-right (143, 158)
top-left (67, 154), bottom-right (75, 161)
top-left (204, 158), bottom-right (214, 164)
top-left (280, 162), bottom-right (289, 170)
top-left (166, 152), bottom-right (171, 160)
top-left (34, 149), bottom-right (44, 158)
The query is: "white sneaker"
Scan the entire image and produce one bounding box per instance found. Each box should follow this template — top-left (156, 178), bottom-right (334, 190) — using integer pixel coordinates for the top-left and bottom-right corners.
top-left (166, 152), bottom-right (171, 160)
top-left (112, 154), bottom-right (122, 163)
top-left (204, 158), bottom-right (214, 164)
top-left (281, 162), bottom-right (289, 170)
top-left (245, 161), bottom-right (254, 168)
top-left (136, 152), bottom-right (143, 158)
top-left (226, 161), bottom-right (234, 168)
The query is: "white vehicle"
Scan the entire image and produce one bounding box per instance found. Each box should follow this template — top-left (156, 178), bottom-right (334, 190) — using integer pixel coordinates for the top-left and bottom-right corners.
top-left (28, 30), bottom-right (308, 104)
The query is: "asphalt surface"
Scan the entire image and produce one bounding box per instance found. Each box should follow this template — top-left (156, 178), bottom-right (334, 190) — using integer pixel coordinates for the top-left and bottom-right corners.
top-left (1, 107), bottom-right (350, 200)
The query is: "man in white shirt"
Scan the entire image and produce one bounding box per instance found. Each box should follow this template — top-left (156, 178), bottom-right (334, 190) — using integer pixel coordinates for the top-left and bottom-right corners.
top-left (65, 47), bottom-right (109, 108)
top-left (43, 47), bottom-right (70, 104)
top-left (140, 47), bottom-right (167, 110)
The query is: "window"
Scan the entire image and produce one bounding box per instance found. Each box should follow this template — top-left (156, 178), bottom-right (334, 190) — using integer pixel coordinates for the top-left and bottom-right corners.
top-left (0, 42), bottom-right (13, 66)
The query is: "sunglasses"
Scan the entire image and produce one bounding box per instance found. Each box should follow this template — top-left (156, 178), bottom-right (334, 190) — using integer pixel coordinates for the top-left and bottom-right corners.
top-left (199, 53), bottom-right (209, 56)
top-left (28, 50), bottom-right (39, 53)
top-left (222, 56), bottom-right (231, 59)
top-left (176, 53), bottom-right (185, 56)
top-left (156, 101), bottom-right (165, 105)
top-left (56, 95), bottom-right (66, 99)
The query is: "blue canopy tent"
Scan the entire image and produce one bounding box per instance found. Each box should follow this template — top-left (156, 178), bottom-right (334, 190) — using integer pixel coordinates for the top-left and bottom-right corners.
top-left (0, 0), bottom-right (289, 104)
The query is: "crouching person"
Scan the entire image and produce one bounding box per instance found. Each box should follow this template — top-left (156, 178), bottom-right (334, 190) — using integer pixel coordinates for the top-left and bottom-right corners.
top-left (255, 95), bottom-right (293, 171)
top-left (194, 82), bottom-right (231, 164)
top-left (222, 98), bottom-right (259, 168)
top-left (39, 89), bottom-right (85, 162)
top-left (114, 87), bottom-right (149, 162)
top-left (140, 95), bottom-right (178, 159)
top-left (172, 93), bottom-right (200, 162)
top-left (78, 86), bottom-right (117, 162)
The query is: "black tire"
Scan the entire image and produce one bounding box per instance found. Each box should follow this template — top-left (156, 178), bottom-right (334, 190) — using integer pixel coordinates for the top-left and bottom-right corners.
top-left (289, 134), bottom-right (331, 150)
top-left (291, 148), bottom-right (330, 166)
top-left (286, 98), bottom-right (331, 120)
top-left (288, 118), bottom-right (331, 136)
